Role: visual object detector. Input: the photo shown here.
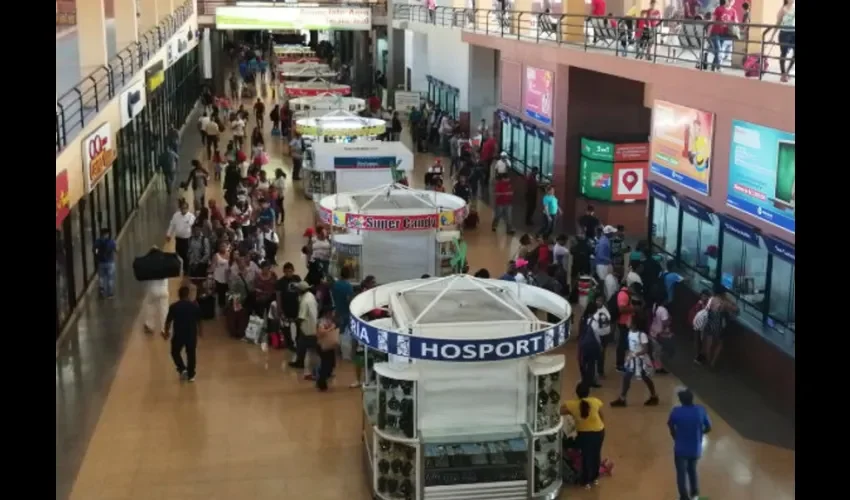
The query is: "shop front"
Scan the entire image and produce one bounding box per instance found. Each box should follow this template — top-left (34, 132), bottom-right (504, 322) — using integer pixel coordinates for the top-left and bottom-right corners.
top-left (426, 75), bottom-right (460, 120)
top-left (55, 47), bottom-right (201, 340)
top-left (495, 109), bottom-right (554, 182)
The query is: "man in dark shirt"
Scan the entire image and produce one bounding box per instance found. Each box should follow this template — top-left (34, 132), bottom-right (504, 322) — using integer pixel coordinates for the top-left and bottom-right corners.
top-left (275, 262), bottom-right (302, 351)
top-left (578, 205), bottom-right (601, 241)
top-left (453, 175), bottom-right (472, 204)
top-left (164, 286), bottom-right (203, 382)
top-left (610, 224), bottom-right (626, 277)
top-left (94, 228), bottom-right (118, 298)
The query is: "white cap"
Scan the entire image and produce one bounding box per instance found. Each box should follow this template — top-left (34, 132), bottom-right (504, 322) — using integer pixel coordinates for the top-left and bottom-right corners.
top-left (500, 151), bottom-right (508, 157)
top-left (603, 225), bottom-right (617, 234)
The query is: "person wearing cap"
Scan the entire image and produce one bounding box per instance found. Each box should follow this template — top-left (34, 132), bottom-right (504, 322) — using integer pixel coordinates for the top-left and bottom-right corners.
top-left (594, 225), bottom-right (616, 281)
top-left (494, 151), bottom-right (511, 178)
top-left (288, 281), bottom-right (320, 378)
top-left (667, 388), bottom-right (711, 500)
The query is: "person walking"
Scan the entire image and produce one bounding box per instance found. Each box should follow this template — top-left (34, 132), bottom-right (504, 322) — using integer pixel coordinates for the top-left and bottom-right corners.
top-left (610, 317), bottom-right (660, 407)
top-left (93, 227), bottom-right (117, 298)
top-left (491, 173), bottom-right (515, 234)
top-left (562, 383), bottom-right (605, 489)
top-left (166, 201), bottom-right (196, 275)
top-left (540, 185), bottom-right (561, 238)
top-left (668, 388), bottom-right (712, 500)
top-left (288, 281), bottom-right (320, 380)
top-left (163, 285), bottom-right (203, 382)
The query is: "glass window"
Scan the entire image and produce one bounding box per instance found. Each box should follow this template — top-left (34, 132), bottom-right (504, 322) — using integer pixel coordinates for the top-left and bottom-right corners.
top-left (679, 213), bottom-right (719, 292)
top-left (500, 121), bottom-right (512, 153)
top-left (720, 235), bottom-right (769, 325)
top-left (767, 257), bottom-right (795, 348)
top-left (83, 196), bottom-right (96, 283)
top-left (527, 134), bottom-right (542, 172)
top-left (540, 139), bottom-right (553, 180)
top-left (512, 124), bottom-right (525, 167)
top-left (70, 204), bottom-right (86, 300)
top-left (56, 229), bottom-right (70, 329)
top-left (651, 199), bottom-right (679, 257)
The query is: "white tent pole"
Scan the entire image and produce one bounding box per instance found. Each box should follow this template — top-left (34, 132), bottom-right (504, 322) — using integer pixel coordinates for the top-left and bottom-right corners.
top-left (411, 281), bottom-right (456, 325)
top-left (468, 278), bottom-right (529, 319)
top-left (398, 274), bottom-right (454, 293)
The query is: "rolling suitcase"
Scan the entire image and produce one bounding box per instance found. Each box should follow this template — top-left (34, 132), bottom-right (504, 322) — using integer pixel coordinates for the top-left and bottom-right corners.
top-left (198, 295), bottom-right (216, 320)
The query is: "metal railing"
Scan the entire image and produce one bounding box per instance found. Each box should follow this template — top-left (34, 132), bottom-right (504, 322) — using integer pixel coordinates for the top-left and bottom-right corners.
top-left (198, 0), bottom-right (388, 17)
top-left (55, 0), bottom-right (196, 156)
top-left (395, 6), bottom-right (795, 84)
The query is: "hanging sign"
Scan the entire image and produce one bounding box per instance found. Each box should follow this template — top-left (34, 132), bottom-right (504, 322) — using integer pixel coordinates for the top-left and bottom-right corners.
top-left (320, 206), bottom-right (467, 231)
top-left (295, 122), bottom-right (385, 137)
top-left (285, 83), bottom-right (351, 97)
top-left (81, 122), bottom-right (116, 193)
top-left (349, 315), bottom-right (570, 362)
top-left (334, 156), bottom-right (397, 169)
top-left (719, 215), bottom-right (761, 247)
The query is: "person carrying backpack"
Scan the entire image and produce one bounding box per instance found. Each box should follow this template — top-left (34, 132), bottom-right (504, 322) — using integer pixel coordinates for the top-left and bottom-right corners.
top-left (608, 283), bottom-right (635, 373)
top-left (94, 228), bottom-right (118, 298)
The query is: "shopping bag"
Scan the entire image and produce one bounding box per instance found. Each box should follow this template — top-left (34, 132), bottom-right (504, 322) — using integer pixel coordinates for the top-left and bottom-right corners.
top-left (244, 315), bottom-right (265, 344)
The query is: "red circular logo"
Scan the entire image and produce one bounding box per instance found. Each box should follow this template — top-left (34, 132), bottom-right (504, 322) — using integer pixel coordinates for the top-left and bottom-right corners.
top-left (88, 135), bottom-right (108, 160)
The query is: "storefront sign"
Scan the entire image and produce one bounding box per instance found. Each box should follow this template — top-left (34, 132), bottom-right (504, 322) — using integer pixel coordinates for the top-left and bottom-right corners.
top-left (647, 180), bottom-right (677, 206)
top-left (719, 215), bottom-right (761, 247)
top-left (215, 6), bottom-right (372, 31)
top-left (394, 91), bottom-right (422, 113)
top-left (763, 236), bottom-right (795, 264)
top-left (320, 207), bottom-right (466, 231)
top-left (614, 143), bottom-right (650, 162)
top-left (679, 197), bottom-right (714, 224)
top-left (333, 156), bottom-right (397, 169)
top-left (726, 120), bottom-right (795, 235)
top-left (81, 122), bottom-right (116, 193)
top-left (611, 163), bottom-right (648, 201)
top-left (119, 79), bottom-right (146, 127)
top-left (579, 157), bottom-right (612, 201)
top-left (649, 100), bottom-right (715, 195)
top-left (167, 25), bottom-right (195, 68)
top-left (56, 170), bottom-right (70, 229)
top-left (523, 66), bottom-right (553, 126)
top-left (285, 84), bottom-right (351, 97)
top-left (349, 315), bottom-right (570, 362)
top-left (295, 122), bottom-right (384, 138)
top-left (145, 60), bottom-right (165, 93)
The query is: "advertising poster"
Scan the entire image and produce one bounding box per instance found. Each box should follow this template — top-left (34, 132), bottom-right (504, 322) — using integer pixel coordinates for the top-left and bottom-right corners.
top-left (611, 163), bottom-right (648, 201)
top-left (726, 120), bottom-right (795, 234)
top-left (581, 138), bottom-right (614, 162)
top-left (82, 122), bottom-right (116, 193)
top-left (579, 157), bottom-right (613, 200)
top-left (649, 100), bottom-right (715, 195)
top-left (524, 66), bottom-right (553, 126)
top-left (145, 60), bottom-right (165, 93)
top-left (56, 170), bottom-right (70, 229)
top-left (119, 79), bottom-right (146, 127)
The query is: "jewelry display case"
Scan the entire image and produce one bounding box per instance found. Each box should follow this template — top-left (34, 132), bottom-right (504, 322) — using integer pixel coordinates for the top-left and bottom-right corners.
top-left (527, 357), bottom-right (566, 499)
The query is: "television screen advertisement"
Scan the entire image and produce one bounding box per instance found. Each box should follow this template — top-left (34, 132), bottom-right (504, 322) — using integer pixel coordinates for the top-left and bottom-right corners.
top-left (523, 67), bottom-right (554, 126)
top-left (579, 157), bottom-right (613, 201)
top-left (726, 120), bottom-right (795, 234)
top-left (649, 100), bottom-right (715, 195)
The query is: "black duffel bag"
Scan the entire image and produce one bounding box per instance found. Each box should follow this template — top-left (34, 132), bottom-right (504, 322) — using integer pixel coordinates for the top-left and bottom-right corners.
top-left (133, 249), bottom-right (182, 281)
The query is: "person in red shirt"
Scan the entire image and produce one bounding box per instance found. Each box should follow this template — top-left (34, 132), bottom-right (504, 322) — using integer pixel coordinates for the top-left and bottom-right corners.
top-left (709, 0), bottom-right (738, 71)
top-left (492, 173), bottom-right (515, 234)
top-left (589, 0), bottom-right (607, 44)
top-left (479, 135), bottom-right (497, 184)
top-left (635, 1), bottom-right (662, 60)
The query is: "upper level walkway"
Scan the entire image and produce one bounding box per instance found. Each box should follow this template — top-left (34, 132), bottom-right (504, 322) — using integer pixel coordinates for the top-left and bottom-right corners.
top-left (393, 5), bottom-right (795, 85)
top-left (56, 22), bottom-right (118, 100)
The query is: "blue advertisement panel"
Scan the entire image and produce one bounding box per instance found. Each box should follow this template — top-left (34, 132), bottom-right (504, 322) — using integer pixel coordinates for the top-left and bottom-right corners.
top-left (726, 120), bottom-right (795, 234)
top-left (334, 156), bottom-right (397, 169)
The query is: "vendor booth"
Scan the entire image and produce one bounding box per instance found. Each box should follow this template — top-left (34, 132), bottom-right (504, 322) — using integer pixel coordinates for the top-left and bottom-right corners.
top-left (273, 45), bottom-right (318, 63)
top-left (351, 275), bottom-right (572, 500)
top-left (289, 95), bottom-right (367, 115)
top-left (304, 141), bottom-right (409, 200)
top-left (282, 78), bottom-right (351, 98)
top-left (278, 63), bottom-right (337, 82)
top-left (317, 184), bottom-right (467, 281)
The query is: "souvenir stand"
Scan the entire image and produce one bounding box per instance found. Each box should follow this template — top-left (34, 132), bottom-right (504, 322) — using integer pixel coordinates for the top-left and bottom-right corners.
top-left (350, 275), bottom-right (572, 500)
top-left (281, 78), bottom-right (351, 98)
top-left (317, 184), bottom-right (468, 282)
top-left (289, 95), bottom-right (367, 117)
top-left (305, 140), bottom-right (408, 200)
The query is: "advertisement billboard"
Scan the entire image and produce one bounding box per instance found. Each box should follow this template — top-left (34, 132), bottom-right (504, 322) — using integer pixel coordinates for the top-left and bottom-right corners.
top-left (579, 157), bottom-right (613, 201)
top-left (81, 122), bottom-right (116, 193)
top-left (649, 100), bottom-right (715, 195)
top-left (611, 163), bottom-right (648, 201)
top-left (119, 79), bottom-right (146, 127)
top-left (215, 6), bottom-right (372, 31)
top-left (726, 120), bottom-right (795, 234)
top-left (581, 138), bottom-right (614, 162)
top-left (524, 66), bottom-right (553, 126)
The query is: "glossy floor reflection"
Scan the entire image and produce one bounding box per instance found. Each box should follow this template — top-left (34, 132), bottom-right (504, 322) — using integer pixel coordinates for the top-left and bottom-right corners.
top-left (64, 98), bottom-right (794, 500)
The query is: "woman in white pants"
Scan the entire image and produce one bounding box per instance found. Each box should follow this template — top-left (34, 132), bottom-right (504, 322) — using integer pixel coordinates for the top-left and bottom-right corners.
top-left (143, 278), bottom-right (171, 335)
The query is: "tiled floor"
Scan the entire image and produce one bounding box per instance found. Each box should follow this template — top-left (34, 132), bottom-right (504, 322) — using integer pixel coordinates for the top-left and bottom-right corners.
top-left (60, 95), bottom-right (795, 500)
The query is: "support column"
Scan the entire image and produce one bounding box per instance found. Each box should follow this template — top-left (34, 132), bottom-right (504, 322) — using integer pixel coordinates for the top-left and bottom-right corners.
top-left (156, 0), bottom-right (174, 22)
top-left (77, 0), bottom-right (109, 75)
top-left (114, 0), bottom-right (139, 50)
top-left (386, 27), bottom-right (405, 105)
top-left (138, 0), bottom-right (159, 33)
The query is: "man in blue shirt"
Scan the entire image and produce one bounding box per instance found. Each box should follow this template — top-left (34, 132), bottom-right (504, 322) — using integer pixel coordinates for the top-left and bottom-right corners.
top-left (662, 261), bottom-right (685, 304)
top-left (540, 186), bottom-right (560, 238)
top-left (94, 228), bottom-right (117, 298)
top-left (331, 266), bottom-right (355, 334)
top-left (594, 225), bottom-right (615, 281)
top-left (667, 388), bottom-right (712, 500)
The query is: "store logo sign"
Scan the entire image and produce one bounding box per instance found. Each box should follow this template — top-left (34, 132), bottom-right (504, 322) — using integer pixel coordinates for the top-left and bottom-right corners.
top-left (56, 170), bottom-right (71, 229)
top-left (82, 122), bottom-right (116, 193)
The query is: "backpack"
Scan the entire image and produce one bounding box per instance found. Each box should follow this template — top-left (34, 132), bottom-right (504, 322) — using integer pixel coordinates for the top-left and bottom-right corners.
top-left (606, 288), bottom-right (627, 324)
top-left (590, 308), bottom-right (612, 337)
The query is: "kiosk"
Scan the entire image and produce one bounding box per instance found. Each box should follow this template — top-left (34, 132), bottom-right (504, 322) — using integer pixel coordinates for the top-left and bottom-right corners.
top-left (273, 45), bottom-right (318, 63)
top-left (351, 275), bottom-right (571, 500)
top-left (282, 78), bottom-right (351, 98)
top-left (296, 111), bottom-right (386, 144)
top-left (317, 184), bottom-right (467, 282)
top-left (307, 142), bottom-right (412, 199)
top-left (289, 95), bottom-right (367, 115)
top-left (278, 63), bottom-right (338, 82)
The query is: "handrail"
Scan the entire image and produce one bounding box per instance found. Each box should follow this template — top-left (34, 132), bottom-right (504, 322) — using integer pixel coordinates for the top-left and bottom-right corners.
top-left (55, 0), bottom-right (196, 156)
top-left (198, 0), bottom-right (388, 17)
top-left (395, 5), bottom-right (795, 85)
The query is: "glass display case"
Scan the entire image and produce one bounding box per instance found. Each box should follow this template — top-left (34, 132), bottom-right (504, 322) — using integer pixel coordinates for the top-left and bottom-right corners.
top-left (421, 431), bottom-right (528, 488)
top-left (331, 236), bottom-right (363, 280)
top-left (526, 356), bottom-right (565, 498)
top-left (377, 373), bottom-right (417, 440)
top-left (436, 234), bottom-right (457, 277)
top-left (364, 348), bottom-right (389, 388)
top-left (527, 370), bottom-right (562, 433)
top-left (375, 438), bottom-right (418, 500)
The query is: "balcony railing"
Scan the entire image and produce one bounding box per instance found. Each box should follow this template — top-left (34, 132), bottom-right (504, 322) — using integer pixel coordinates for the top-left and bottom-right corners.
top-left (198, 0), bottom-right (388, 18)
top-left (55, 0), bottom-right (195, 156)
top-left (395, 5), bottom-right (795, 84)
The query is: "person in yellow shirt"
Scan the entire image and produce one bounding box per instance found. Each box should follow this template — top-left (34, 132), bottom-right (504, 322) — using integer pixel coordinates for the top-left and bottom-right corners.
top-left (562, 384), bottom-right (606, 489)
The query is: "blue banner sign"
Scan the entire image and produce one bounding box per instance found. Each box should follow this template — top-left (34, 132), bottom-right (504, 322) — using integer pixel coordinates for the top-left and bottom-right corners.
top-left (648, 181), bottom-right (677, 206)
top-left (719, 215), bottom-right (761, 247)
top-left (680, 197), bottom-right (714, 224)
top-left (348, 316), bottom-right (570, 362)
top-left (334, 156), bottom-right (397, 169)
top-left (763, 236), bottom-right (795, 264)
